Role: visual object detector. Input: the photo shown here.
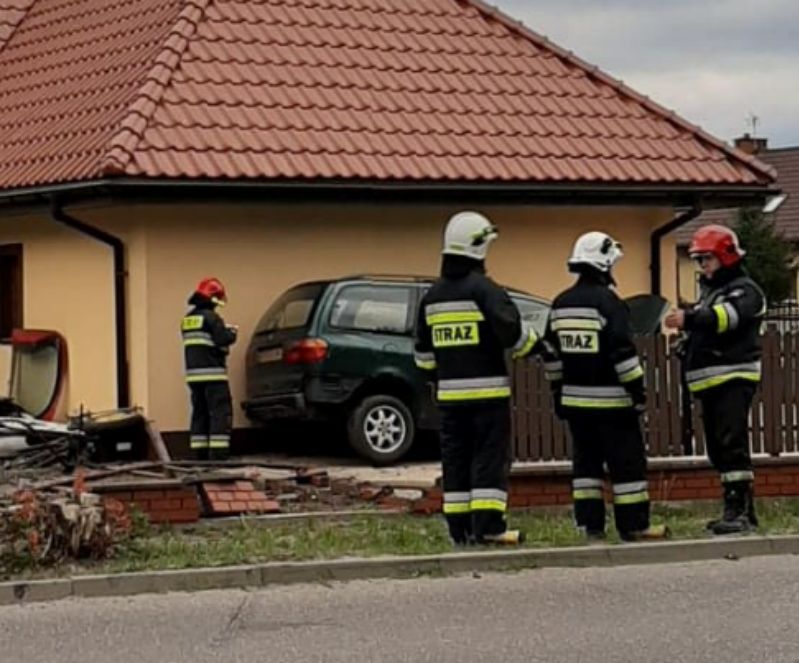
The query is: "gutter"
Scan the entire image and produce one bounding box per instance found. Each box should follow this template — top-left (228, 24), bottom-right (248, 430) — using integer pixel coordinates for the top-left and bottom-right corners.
top-left (650, 206), bottom-right (702, 295)
top-left (50, 204), bottom-right (130, 408)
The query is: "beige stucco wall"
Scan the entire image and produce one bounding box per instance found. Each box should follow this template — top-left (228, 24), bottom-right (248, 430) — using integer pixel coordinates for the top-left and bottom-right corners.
top-left (0, 215), bottom-right (116, 413)
top-left (1, 203), bottom-right (677, 432)
top-left (0, 343), bottom-right (11, 396)
top-left (677, 247), bottom-right (701, 304)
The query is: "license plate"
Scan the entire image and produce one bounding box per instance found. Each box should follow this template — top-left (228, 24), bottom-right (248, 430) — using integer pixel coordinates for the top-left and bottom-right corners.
top-left (257, 347), bottom-right (283, 363)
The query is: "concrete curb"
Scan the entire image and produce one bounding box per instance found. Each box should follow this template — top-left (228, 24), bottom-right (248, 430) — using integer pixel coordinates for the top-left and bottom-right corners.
top-left (2, 535), bottom-right (798, 606)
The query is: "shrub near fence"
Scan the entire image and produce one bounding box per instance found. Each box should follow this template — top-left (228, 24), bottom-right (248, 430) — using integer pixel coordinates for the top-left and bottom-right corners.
top-left (510, 330), bottom-right (799, 462)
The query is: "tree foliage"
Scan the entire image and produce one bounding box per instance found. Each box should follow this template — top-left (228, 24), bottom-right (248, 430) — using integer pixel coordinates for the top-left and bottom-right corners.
top-left (733, 207), bottom-right (794, 304)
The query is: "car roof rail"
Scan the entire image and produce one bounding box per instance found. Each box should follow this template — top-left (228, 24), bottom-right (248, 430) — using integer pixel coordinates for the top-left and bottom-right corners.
top-left (340, 273), bottom-right (436, 283)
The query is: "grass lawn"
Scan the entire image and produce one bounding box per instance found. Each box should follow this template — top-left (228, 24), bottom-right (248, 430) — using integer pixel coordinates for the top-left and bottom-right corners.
top-left (7, 499), bottom-right (799, 580)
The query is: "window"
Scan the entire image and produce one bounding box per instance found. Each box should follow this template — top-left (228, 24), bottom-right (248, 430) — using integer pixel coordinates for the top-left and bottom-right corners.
top-left (255, 284), bottom-right (323, 333)
top-left (0, 244), bottom-right (22, 341)
top-left (330, 285), bottom-right (412, 334)
top-left (511, 295), bottom-right (550, 337)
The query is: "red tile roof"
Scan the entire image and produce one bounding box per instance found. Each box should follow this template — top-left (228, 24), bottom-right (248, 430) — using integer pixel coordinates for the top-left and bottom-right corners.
top-left (0, 0), bottom-right (776, 190)
top-left (676, 146), bottom-right (799, 244)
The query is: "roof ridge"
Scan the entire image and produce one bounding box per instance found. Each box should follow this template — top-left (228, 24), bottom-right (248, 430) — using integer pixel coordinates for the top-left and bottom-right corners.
top-left (100, 0), bottom-right (211, 175)
top-left (0, 0), bottom-right (36, 57)
top-left (461, 0), bottom-right (777, 185)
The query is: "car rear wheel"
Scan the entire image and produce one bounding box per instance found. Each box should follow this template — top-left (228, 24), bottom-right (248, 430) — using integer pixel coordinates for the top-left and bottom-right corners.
top-left (347, 395), bottom-right (415, 466)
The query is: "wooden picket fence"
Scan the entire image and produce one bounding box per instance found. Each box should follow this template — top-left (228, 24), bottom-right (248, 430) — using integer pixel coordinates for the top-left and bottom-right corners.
top-left (511, 330), bottom-right (799, 461)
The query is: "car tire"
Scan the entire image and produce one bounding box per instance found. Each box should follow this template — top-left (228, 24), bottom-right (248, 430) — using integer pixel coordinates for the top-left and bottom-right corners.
top-left (347, 395), bottom-right (415, 466)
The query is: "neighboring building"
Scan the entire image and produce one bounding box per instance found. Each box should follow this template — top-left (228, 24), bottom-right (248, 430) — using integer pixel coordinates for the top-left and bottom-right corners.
top-left (0, 0), bottom-right (775, 446)
top-left (676, 135), bottom-right (798, 302)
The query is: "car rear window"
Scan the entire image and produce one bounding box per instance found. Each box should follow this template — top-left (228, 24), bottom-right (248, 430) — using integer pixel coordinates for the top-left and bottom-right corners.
top-left (511, 295), bottom-right (550, 336)
top-left (255, 284), bottom-right (324, 333)
top-left (329, 285), bottom-right (412, 334)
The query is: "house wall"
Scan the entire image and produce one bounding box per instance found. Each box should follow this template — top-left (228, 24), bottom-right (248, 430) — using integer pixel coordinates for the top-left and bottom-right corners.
top-left (677, 248), bottom-right (700, 304)
top-left (0, 202), bottom-right (675, 433)
top-left (0, 214), bottom-right (117, 412)
top-left (0, 343), bottom-right (10, 396)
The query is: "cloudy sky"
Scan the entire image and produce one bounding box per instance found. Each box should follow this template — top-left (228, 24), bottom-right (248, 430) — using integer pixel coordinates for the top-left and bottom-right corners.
top-left (493, 0), bottom-right (798, 148)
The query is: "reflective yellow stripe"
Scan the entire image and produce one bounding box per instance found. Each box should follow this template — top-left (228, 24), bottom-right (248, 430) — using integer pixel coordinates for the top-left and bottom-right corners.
top-left (721, 470), bottom-right (755, 483)
top-left (713, 304), bottom-right (729, 333)
top-left (190, 441), bottom-right (208, 449)
top-left (426, 311), bottom-right (484, 325)
top-left (470, 499), bottom-right (506, 512)
top-left (438, 388), bottom-right (511, 401)
top-left (573, 488), bottom-right (603, 500)
top-left (415, 359), bottom-right (437, 370)
top-left (618, 365), bottom-right (644, 383)
top-left (550, 319), bottom-right (603, 331)
top-left (688, 372), bottom-right (760, 392)
top-left (183, 339), bottom-right (215, 347)
top-left (512, 328), bottom-right (538, 359)
top-left (208, 439), bottom-right (230, 449)
top-left (186, 374), bottom-right (229, 383)
top-left (614, 491), bottom-right (649, 505)
top-left (443, 503), bottom-right (471, 514)
top-left (561, 397), bottom-right (632, 408)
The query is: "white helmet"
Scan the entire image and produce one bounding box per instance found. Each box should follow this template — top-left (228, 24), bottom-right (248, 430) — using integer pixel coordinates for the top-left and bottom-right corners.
top-left (568, 231), bottom-right (623, 272)
top-left (442, 211), bottom-right (498, 260)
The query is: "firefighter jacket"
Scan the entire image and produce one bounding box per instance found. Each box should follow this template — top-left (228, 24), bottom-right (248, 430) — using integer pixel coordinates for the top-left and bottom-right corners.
top-left (414, 269), bottom-right (537, 404)
top-left (181, 304), bottom-right (237, 383)
top-left (682, 265), bottom-right (765, 393)
top-left (543, 273), bottom-right (645, 411)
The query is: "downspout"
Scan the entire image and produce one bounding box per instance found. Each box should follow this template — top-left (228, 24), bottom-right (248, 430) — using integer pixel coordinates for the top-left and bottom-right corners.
top-left (649, 204), bottom-right (702, 457)
top-left (650, 205), bottom-right (702, 295)
top-left (50, 203), bottom-right (130, 408)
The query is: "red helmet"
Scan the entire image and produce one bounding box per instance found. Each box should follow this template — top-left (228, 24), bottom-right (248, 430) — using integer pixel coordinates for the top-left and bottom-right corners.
top-left (688, 224), bottom-right (745, 267)
top-left (195, 277), bottom-right (227, 304)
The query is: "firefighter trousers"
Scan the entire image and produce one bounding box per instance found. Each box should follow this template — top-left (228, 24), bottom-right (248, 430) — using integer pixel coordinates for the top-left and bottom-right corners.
top-left (698, 380), bottom-right (755, 485)
top-left (189, 381), bottom-right (232, 459)
top-left (567, 410), bottom-right (650, 535)
top-left (439, 401), bottom-right (512, 543)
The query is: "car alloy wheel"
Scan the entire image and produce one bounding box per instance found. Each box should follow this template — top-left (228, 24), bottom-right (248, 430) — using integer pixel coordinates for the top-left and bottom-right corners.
top-left (362, 403), bottom-right (407, 454)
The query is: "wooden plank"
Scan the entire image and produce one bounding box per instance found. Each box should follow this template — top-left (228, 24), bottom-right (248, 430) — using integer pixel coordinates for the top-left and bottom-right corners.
top-left (532, 360), bottom-right (550, 461)
top-left (511, 361), bottom-right (527, 460)
top-left (144, 419), bottom-right (172, 464)
top-left (526, 361), bottom-right (539, 461)
top-left (789, 333), bottom-right (798, 452)
top-left (667, 343), bottom-right (683, 456)
top-left (537, 362), bottom-right (554, 461)
top-left (765, 332), bottom-right (782, 456)
top-left (655, 334), bottom-right (671, 456)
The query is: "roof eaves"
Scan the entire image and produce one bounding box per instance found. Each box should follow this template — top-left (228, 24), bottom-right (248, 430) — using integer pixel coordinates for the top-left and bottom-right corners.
top-left (463, 0), bottom-right (777, 186)
top-left (100, 0), bottom-right (211, 176)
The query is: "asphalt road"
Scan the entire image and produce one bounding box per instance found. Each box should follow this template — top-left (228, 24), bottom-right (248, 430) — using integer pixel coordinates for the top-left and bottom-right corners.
top-left (2, 555), bottom-right (799, 663)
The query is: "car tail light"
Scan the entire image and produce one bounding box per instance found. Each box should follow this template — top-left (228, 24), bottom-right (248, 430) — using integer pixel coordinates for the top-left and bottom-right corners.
top-left (283, 338), bottom-right (328, 364)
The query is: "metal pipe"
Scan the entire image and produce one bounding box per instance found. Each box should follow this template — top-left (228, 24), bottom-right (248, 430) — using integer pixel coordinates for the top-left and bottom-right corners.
top-left (650, 205), bottom-right (702, 295)
top-left (50, 204), bottom-right (130, 408)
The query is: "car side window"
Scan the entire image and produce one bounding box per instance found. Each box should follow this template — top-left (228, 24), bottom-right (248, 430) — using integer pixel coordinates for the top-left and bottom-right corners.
top-left (512, 296), bottom-right (550, 337)
top-left (329, 285), bottom-right (413, 334)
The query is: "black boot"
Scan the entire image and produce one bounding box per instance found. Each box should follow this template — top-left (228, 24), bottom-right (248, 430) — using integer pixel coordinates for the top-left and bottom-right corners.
top-left (711, 482), bottom-right (753, 536)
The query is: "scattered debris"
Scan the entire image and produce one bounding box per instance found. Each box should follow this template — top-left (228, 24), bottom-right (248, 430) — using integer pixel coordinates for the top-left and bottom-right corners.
top-left (0, 474), bottom-right (132, 576)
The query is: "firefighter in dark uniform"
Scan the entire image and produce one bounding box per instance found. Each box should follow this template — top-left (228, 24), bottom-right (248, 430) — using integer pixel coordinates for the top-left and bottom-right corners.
top-left (182, 277), bottom-right (238, 460)
top-left (414, 211), bottom-right (538, 546)
top-left (665, 224), bottom-right (765, 535)
top-left (543, 231), bottom-right (668, 542)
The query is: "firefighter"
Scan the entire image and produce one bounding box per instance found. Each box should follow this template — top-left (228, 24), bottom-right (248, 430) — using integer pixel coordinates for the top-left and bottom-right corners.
top-left (181, 277), bottom-right (238, 461)
top-left (665, 224), bottom-right (765, 535)
top-left (414, 211), bottom-right (537, 545)
top-left (543, 231), bottom-right (668, 542)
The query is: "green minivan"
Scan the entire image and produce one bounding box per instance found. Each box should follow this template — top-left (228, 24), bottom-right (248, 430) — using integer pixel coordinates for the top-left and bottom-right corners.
top-left (242, 275), bottom-right (550, 465)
